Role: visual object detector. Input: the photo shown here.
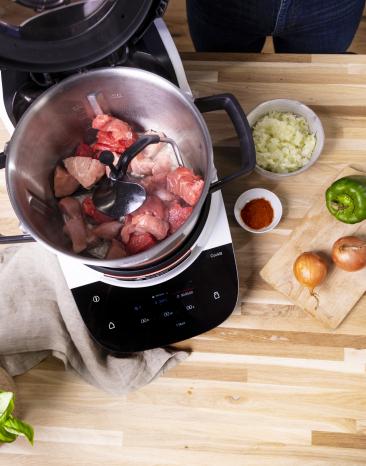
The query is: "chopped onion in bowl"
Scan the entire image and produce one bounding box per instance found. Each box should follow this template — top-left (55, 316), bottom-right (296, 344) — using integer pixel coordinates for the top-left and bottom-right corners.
top-left (252, 111), bottom-right (316, 174)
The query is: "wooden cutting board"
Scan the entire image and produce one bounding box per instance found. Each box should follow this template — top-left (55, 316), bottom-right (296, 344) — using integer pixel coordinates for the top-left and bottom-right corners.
top-left (260, 165), bottom-right (366, 329)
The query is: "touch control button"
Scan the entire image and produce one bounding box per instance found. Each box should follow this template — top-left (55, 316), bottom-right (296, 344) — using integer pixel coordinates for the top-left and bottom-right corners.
top-left (176, 289), bottom-right (197, 312)
top-left (108, 321), bottom-right (116, 330)
top-left (213, 291), bottom-right (221, 300)
top-left (132, 304), bottom-right (144, 312)
top-left (183, 303), bottom-right (196, 311)
top-left (140, 316), bottom-right (151, 325)
top-left (175, 320), bottom-right (187, 328)
top-left (92, 295), bottom-right (100, 303)
top-left (152, 293), bottom-right (169, 306)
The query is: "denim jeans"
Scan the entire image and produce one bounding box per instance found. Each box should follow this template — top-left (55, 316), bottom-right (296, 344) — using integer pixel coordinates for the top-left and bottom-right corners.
top-left (186, 0), bottom-right (366, 53)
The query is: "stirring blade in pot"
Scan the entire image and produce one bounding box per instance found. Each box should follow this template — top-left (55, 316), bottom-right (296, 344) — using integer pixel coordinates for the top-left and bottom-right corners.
top-left (93, 149), bottom-right (146, 219)
top-left (92, 135), bottom-right (158, 219)
top-left (93, 133), bottom-right (185, 220)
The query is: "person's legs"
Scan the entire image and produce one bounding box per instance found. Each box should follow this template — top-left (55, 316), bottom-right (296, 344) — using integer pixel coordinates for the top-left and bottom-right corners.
top-left (186, 0), bottom-right (277, 52)
top-left (273, 0), bottom-right (366, 53)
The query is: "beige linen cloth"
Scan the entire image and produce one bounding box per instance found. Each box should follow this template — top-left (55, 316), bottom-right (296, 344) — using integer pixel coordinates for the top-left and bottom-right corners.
top-left (0, 244), bottom-right (189, 394)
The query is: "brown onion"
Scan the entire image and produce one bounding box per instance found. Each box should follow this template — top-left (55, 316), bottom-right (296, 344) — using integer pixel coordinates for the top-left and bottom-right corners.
top-left (332, 236), bottom-right (366, 272)
top-left (293, 252), bottom-right (328, 297)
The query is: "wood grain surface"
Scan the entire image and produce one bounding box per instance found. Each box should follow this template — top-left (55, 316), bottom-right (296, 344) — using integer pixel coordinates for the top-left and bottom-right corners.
top-left (260, 166), bottom-right (366, 329)
top-left (1, 54), bottom-right (366, 465)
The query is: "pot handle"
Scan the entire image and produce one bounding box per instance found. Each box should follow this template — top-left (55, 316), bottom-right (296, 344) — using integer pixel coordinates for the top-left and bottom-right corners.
top-left (0, 234), bottom-right (35, 244)
top-left (194, 93), bottom-right (256, 193)
top-left (0, 150), bottom-right (36, 244)
top-left (0, 151), bottom-right (6, 169)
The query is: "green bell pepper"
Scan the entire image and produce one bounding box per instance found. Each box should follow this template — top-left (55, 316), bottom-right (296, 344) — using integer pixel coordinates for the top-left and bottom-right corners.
top-left (325, 175), bottom-right (366, 224)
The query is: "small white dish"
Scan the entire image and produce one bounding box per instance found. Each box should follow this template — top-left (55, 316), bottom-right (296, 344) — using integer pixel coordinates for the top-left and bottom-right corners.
top-left (234, 188), bottom-right (282, 234)
top-left (247, 99), bottom-right (325, 180)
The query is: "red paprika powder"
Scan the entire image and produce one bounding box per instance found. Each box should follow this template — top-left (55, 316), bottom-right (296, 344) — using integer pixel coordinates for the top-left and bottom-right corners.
top-left (241, 198), bottom-right (274, 230)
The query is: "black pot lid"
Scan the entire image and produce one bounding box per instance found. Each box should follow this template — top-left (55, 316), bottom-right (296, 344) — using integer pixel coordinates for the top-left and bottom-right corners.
top-left (0, 0), bottom-right (163, 71)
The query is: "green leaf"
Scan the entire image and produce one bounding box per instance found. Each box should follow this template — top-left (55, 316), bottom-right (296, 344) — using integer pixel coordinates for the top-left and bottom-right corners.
top-left (4, 416), bottom-right (34, 445)
top-left (0, 425), bottom-right (16, 443)
top-left (0, 391), bottom-right (14, 423)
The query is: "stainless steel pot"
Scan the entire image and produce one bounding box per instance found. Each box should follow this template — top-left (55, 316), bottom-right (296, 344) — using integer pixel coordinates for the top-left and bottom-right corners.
top-left (0, 67), bottom-right (255, 268)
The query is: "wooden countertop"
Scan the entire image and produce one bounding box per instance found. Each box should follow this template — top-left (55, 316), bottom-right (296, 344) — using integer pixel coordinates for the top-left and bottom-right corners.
top-left (1, 54), bottom-right (366, 465)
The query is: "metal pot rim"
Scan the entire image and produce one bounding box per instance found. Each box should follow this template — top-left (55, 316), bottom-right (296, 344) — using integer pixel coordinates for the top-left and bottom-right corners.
top-left (6, 67), bottom-right (215, 268)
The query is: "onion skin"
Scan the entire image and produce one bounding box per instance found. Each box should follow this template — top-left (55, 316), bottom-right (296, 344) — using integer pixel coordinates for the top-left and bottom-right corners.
top-left (332, 236), bottom-right (366, 272)
top-left (293, 252), bottom-right (328, 292)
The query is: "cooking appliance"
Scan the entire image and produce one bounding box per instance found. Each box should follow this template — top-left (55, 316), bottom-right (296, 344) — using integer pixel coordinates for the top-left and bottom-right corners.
top-left (2, 66), bottom-right (254, 267)
top-left (0, 1), bottom-right (255, 352)
top-left (260, 166), bottom-right (366, 329)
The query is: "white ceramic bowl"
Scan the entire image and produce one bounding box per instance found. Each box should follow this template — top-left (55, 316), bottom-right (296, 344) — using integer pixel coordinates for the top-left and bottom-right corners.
top-left (247, 99), bottom-right (325, 180)
top-left (234, 188), bottom-right (282, 234)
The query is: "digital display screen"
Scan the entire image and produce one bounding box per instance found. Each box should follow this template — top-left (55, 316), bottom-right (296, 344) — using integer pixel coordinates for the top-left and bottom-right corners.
top-left (151, 292), bottom-right (169, 306)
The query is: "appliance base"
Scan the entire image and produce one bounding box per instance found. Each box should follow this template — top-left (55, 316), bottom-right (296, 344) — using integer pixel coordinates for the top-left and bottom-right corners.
top-left (72, 242), bottom-right (237, 353)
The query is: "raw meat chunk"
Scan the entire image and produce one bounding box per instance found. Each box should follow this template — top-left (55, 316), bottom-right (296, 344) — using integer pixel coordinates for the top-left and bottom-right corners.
top-left (139, 173), bottom-right (175, 202)
top-left (130, 130), bottom-right (164, 176)
top-left (106, 239), bottom-right (127, 259)
top-left (151, 147), bottom-right (176, 176)
top-left (63, 219), bottom-right (88, 253)
top-left (54, 166), bottom-right (80, 198)
top-left (126, 232), bottom-right (157, 255)
top-left (58, 196), bottom-right (83, 219)
top-left (131, 214), bottom-right (169, 241)
top-left (92, 114), bottom-right (134, 141)
top-left (130, 130), bottom-right (176, 176)
top-left (154, 188), bottom-right (176, 203)
top-left (63, 156), bottom-right (105, 189)
top-left (93, 221), bottom-right (122, 240)
top-left (121, 211), bottom-right (169, 243)
top-left (120, 215), bottom-right (135, 244)
top-left (133, 195), bottom-right (167, 220)
top-left (85, 227), bottom-right (99, 248)
top-left (59, 197), bottom-right (88, 253)
top-left (74, 143), bottom-right (94, 158)
top-left (166, 167), bottom-right (204, 206)
top-left (92, 114), bottom-right (137, 154)
top-left (121, 195), bottom-right (169, 243)
top-left (93, 133), bottom-right (133, 154)
top-left (140, 173), bottom-right (167, 194)
top-left (168, 201), bottom-right (193, 234)
top-left (129, 154), bottom-right (155, 176)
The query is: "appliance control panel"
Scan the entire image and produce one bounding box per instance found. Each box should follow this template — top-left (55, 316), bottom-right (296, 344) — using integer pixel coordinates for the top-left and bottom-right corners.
top-left (72, 244), bottom-right (238, 353)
